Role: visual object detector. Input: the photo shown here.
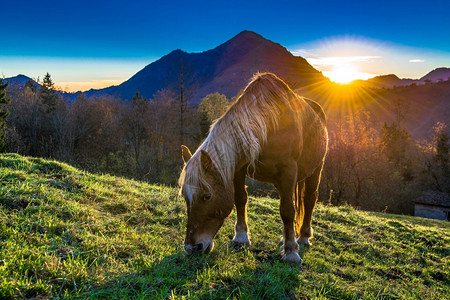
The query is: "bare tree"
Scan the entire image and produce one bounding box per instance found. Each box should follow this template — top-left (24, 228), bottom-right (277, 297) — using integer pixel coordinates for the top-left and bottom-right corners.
top-left (167, 54), bottom-right (197, 146)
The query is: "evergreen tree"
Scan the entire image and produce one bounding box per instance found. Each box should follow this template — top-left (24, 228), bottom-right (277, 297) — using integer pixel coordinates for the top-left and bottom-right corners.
top-left (40, 72), bottom-right (57, 112)
top-left (0, 79), bottom-right (10, 152)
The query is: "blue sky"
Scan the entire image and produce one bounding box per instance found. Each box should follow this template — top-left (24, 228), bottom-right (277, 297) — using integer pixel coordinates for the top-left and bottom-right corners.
top-left (2, 0), bottom-right (450, 90)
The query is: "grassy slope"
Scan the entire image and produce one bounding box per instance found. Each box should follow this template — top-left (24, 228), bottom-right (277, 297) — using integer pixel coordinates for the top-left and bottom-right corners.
top-left (0, 153), bottom-right (448, 299)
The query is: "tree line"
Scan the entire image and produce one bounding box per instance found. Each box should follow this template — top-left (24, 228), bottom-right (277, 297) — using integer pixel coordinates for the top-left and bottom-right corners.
top-left (322, 111), bottom-right (449, 214)
top-left (1, 74), bottom-right (448, 215)
top-left (2, 74), bottom-right (229, 186)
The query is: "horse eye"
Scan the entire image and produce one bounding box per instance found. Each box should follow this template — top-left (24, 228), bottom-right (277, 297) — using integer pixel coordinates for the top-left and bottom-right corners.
top-left (203, 194), bottom-right (212, 201)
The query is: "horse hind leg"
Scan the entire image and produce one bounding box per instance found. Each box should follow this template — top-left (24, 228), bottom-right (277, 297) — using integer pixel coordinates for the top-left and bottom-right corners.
top-left (277, 167), bottom-right (301, 264)
top-left (231, 169), bottom-right (251, 249)
top-left (298, 165), bottom-right (323, 247)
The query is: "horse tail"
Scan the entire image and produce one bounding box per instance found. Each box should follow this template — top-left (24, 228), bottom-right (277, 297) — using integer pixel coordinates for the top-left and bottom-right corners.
top-left (294, 180), bottom-right (305, 238)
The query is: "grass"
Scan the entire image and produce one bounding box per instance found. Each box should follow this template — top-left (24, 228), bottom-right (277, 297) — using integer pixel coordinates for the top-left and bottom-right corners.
top-left (0, 153), bottom-right (449, 299)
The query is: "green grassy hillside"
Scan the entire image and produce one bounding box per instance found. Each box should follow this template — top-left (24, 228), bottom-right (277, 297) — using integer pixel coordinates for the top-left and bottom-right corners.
top-left (0, 153), bottom-right (449, 299)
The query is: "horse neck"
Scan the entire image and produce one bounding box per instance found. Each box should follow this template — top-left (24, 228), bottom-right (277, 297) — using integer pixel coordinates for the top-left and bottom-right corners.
top-left (201, 129), bottom-right (255, 189)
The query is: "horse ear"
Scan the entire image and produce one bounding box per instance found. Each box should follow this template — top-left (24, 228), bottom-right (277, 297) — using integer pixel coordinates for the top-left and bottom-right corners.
top-left (181, 145), bottom-right (192, 163)
top-left (200, 150), bottom-right (218, 174)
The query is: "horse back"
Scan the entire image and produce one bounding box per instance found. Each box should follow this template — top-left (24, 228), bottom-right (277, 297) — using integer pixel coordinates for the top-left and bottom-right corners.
top-left (303, 98), bottom-right (326, 125)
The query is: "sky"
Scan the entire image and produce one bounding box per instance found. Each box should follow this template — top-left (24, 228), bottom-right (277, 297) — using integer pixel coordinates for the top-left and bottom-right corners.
top-left (1, 0), bottom-right (450, 91)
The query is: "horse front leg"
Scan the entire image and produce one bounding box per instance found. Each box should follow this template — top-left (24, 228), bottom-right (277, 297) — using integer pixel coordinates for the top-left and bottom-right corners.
top-left (231, 168), bottom-right (251, 249)
top-left (277, 166), bottom-right (301, 263)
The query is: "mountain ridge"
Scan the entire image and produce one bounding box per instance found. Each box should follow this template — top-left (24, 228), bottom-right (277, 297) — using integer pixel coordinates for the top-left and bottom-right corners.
top-left (3, 31), bottom-right (449, 102)
top-left (3, 32), bottom-right (449, 140)
top-left (100, 30), bottom-right (327, 101)
top-left (4, 31), bottom-right (326, 101)
top-left (366, 67), bottom-right (450, 88)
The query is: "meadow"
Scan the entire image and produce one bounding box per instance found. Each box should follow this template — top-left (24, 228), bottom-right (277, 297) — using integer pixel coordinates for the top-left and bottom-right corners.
top-left (0, 153), bottom-right (449, 299)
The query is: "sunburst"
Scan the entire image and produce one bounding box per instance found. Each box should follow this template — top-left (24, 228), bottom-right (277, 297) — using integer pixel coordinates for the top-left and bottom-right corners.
top-left (323, 64), bottom-right (374, 84)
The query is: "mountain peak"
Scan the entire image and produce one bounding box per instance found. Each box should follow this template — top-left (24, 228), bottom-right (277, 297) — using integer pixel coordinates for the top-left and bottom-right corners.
top-left (225, 30), bottom-right (271, 47)
top-left (4, 74), bottom-right (35, 87)
top-left (167, 49), bottom-right (186, 55)
top-left (233, 30), bottom-right (264, 39)
top-left (420, 67), bottom-right (450, 82)
top-left (81, 30), bottom-right (325, 101)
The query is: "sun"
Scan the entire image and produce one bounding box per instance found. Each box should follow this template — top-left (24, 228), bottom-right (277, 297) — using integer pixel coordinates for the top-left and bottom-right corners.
top-left (293, 36), bottom-right (383, 84)
top-left (323, 63), bottom-right (373, 84)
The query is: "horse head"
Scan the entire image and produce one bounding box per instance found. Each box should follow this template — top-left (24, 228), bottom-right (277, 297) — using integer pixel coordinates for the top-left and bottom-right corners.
top-left (180, 145), bottom-right (234, 255)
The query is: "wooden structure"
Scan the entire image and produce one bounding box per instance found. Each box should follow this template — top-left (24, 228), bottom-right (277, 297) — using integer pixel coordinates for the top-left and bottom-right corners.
top-left (414, 191), bottom-right (450, 221)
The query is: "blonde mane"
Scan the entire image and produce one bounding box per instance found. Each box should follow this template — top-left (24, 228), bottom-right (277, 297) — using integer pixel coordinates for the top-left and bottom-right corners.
top-left (179, 73), bottom-right (296, 201)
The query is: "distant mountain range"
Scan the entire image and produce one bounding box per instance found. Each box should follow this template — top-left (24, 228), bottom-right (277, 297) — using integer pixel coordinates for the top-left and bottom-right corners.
top-left (364, 68), bottom-right (450, 88)
top-left (4, 31), bottom-right (449, 101)
top-left (4, 31), bottom-right (450, 140)
top-left (6, 31), bottom-right (327, 102)
top-left (83, 30), bottom-right (327, 101)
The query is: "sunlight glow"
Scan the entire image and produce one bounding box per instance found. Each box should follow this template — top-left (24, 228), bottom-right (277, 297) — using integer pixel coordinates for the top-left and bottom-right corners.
top-left (56, 79), bottom-right (125, 92)
top-left (291, 36), bottom-right (385, 83)
top-left (323, 63), bottom-right (374, 84)
top-left (291, 35), bottom-right (450, 80)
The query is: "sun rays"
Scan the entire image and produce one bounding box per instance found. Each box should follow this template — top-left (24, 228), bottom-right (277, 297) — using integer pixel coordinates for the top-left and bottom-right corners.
top-left (290, 36), bottom-right (399, 123)
top-left (292, 36), bottom-right (385, 84)
top-left (294, 76), bottom-right (391, 129)
top-left (323, 63), bottom-right (374, 84)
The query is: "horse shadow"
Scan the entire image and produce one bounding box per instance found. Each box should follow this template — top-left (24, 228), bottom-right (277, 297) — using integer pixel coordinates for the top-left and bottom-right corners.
top-left (91, 244), bottom-right (306, 298)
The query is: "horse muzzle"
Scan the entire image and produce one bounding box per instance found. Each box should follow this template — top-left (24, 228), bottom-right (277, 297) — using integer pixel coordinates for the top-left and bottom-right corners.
top-left (184, 241), bottom-right (214, 255)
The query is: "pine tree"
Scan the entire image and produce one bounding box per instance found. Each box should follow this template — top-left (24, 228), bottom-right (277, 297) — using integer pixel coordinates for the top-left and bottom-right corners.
top-left (40, 72), bottom-right (57, 112)
top-left (0, 79), bottom-right (10, 152)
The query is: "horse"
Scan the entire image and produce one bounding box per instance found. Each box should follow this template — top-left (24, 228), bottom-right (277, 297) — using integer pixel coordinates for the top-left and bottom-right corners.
top-left (179, 73), bottom-right (328, 263)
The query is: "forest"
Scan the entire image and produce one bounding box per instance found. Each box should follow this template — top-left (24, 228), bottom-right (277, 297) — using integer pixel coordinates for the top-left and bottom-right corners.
top-left (1, 74), bottom-right (449, 215)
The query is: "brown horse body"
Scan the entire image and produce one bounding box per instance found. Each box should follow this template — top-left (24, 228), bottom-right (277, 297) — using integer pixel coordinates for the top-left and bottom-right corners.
top-left (179, 73), bottom-right (328, 263)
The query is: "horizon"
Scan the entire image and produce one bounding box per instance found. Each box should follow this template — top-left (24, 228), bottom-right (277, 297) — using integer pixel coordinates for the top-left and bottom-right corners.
top-left (2, 1), bottom-right (450, 92)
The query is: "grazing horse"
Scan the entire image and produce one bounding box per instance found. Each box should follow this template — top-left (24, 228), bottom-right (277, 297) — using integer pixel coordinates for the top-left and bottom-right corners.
top-left (179, 73), bottom-right (328, 263)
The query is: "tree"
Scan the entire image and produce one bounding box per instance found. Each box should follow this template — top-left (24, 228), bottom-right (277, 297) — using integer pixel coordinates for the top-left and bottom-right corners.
top-left (13, 79), bottom-right (43, 155)
top-left (0, 79), bottom-right (10, 152)
top-left (380, 122), bottom-right (411, 166)
top-left (433, 122), bottom-right (449, 168)
top-left (392, 97), bottom-right (407, 126)
top-left (167, 55), bottom-right (197, 146)
top-left (429, 122), bottom-right (450, 192)
top-left (40, 72), bottom-right (58, 112)
top-left (123, 92), bottom-right (150, 178)
top-left (198, 92), bottom-right (229, 138)
top-left (323, 111), bottom-right (378, 207)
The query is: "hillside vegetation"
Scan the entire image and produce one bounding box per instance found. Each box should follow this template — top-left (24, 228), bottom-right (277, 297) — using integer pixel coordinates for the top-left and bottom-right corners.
top-left (0, 153), bottom-right (449, 299)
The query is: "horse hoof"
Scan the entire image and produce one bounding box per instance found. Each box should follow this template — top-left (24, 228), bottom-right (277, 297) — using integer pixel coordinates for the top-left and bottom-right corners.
top-left (230, 240), bottom-right (250, 250)
top-left (281, 251), bottom-right (302, 264)
top-left (298, 236), bottom-right (311, 247)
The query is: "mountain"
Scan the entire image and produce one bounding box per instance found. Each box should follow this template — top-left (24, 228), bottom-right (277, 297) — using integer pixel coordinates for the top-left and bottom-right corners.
top-left (3, 74), bottom-right (37, 88)
top-left (366, 68), bottom-right (450, 88)
top-left (420, 67), bottom-right (450, 83)
top-left (365, 74), bottom-right (415, 88)
top-left (4, 32), bottom-right (449, 140)
top-left (83, 31), bottom-right (327, 101)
